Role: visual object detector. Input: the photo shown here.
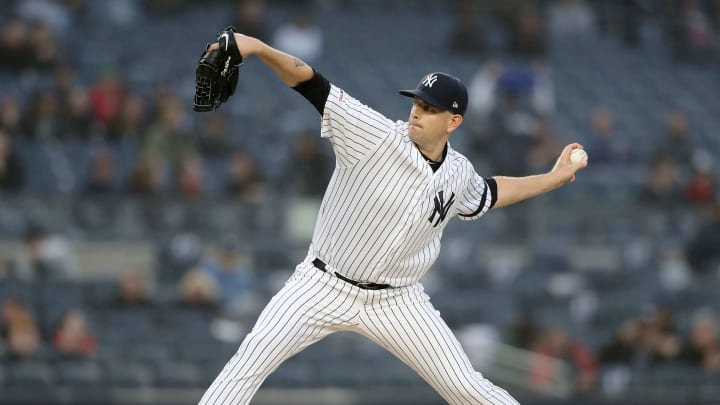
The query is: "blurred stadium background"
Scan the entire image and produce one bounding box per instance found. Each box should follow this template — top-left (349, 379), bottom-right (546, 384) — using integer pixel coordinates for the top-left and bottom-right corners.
top-left (1, 0), bottom-right (720, 404)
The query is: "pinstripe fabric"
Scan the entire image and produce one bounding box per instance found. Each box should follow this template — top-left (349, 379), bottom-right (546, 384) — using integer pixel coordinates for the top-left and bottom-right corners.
top-left (358, 285), bottom-right (518, 405)
top-left (199, 264), bottom-right (362, 404)
top-left (200, 264), bottom-right (519, 405)
top-left (312, 85), bottom-right (493, 287)
top-left (199, 85), bottom-right (518, 404)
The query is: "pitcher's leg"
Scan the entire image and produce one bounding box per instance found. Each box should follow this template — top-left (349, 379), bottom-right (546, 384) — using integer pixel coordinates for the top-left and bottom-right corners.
top-left (361, 291), bottom-right (519, 405)
top-left (199, 268), bottom-right (359, 405)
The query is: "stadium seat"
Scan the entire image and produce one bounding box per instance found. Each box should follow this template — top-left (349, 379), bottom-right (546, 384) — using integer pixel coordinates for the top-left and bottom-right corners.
top-left (6, 360), bottom-right (55, 388)
top-left (54, 360), bottom-right (104, 387)
top-left (105, 361), bottom-right (155, 387)
top-left (154, 361), bottom-right (203, 387)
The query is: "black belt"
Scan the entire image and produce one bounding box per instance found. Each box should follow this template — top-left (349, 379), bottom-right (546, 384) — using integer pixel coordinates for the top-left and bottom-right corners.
top-left (312, 258), bottom-right (391, 290)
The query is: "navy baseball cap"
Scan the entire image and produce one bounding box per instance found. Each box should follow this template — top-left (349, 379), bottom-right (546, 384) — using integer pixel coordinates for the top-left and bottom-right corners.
top-left (399, 72), bottom-right (468, 116)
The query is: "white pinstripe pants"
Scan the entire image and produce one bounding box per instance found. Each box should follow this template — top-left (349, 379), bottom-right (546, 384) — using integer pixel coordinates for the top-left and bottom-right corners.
top-left (199, 263), bottom-right (519, 405)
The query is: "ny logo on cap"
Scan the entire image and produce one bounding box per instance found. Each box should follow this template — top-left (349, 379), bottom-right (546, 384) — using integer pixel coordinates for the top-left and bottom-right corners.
top-left (422, 74), bottom-right (438, 88)
top-left (452, 101), bottom-right (458, 109)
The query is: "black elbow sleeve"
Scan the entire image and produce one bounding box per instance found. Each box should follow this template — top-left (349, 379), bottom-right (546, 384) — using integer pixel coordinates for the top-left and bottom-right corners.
top-left (292, 70), bottom-right (331, 116)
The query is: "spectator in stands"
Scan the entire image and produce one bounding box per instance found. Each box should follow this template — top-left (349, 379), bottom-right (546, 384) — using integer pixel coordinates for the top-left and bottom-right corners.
top-left (53, 65), bottom-right (78, 100)
top-left (710, 0), bottom-right (720, 29)
top-left (177, 269), bottom-right (220, 312)
top-left (174, 152), bottom-right (205, 200)
top-left (58, 86), bottom-right (93, 138)
top-left (226, 150), bottom-right (265, 200)
top-left (286, 130), bottom-right (332, 197)
top-left (108, 93), bottom-right (146, 141)
top-left (198, 234), bottom-right (259, 316)
top-left (231, 0), bottom-right (268, 42)
top-left (15, 0), bottom-right (74, 35)
top-left (685, 166), bottom-right (715, 204)
top-left (52, 309), bottom-right (98, 359)
top-left (528, 61), bottom-right (555, 118)
top-left (83, 151), bottom-right (116, 195)
top-left (683, 0), bottom-right (716, 65)
top-left (13, 224), bottom-right (78, 281)
top-left (657, 245), bottom-right (693, 291)
top-left (447, 2), bottom-right (486, 55)
top-left (494, 0), bottom-right (547, 58)
top-left (651, 110), bottom-right (695, 174)
top-left (272, 14), bottom-right (323, 62)
top-left (598, 319), bottom-right (642, 366)
top-left (527, 119), bottom-right (563, 171)
top-left (0, 20), bottom-right (33, 70)
top-left (660, 0), bottom-right (689, 61)
top-left (617, 0), bottom-right (644, 47)
top-left (0, 96), bottom-right (23, 137)
top-left (484, 90), bottom-right (538, 176)
top-left (684, 152), bottom-right (715, 204)
top-left (637, 304), bottom-right (682, 365)
top-left (1, 298), bottom-right (23, 336)
top-left (144, 0), bottom-right (190, 16)
top-left (529, 326), bottom-right (598, 394)
top-left (548, 0), bottom-right (597, 37)
top-left (142, 91), bottom-right (195, 165)
top-left (1, 298), bottom-right (41, 360)
top-left (198, 113), bottom-right (233, 158)
top-left (91, 0), bottom-right (140, 27)
top-left (585, 107), bottom-right (630, 165)
top-left (23, 90), bottom-right (60, 139)
top-left (5, 316), bottom-right (40, 360)
top-left (0, 260), bottom-right (11, 280)
top-left (126, 155), bottom-right (166, 196)
top-left (641, 157), bottom-right (683, 205)
top-left (467, 60), bottom-right (503, 132)
top-left (686, 200), bottom-right (720, 272)
top-left (503, 309), bottom-right (539, 350)
top-left (678, 309), bottom-right (720, 371)
top-left (89, 71), bottom-right (125, 126)
top-left (113, 267), bottom-right (153, 307)
top-left (0, 129), bottom-right (25, 192)
top-left (28, 20), bottom-right (61, 70)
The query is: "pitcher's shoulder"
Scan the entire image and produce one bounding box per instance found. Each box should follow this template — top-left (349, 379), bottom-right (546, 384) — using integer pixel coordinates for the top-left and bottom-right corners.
top-left (446, 146), bottom-right (473, 167)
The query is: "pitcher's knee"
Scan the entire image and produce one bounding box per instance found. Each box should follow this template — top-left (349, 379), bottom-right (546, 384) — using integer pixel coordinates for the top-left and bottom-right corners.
top-left (242, 329), bottom-right (289, 354)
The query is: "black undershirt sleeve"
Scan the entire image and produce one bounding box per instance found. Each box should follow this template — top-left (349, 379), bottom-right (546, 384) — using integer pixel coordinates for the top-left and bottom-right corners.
top-left (487, 177), bottom-right (498, 209)
top-left (291, 70), bottom-right (331, 116)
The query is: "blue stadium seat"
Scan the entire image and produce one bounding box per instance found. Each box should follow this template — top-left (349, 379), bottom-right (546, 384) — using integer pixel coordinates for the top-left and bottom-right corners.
top-left (54, 360), bottom-right (104, 387)
top-left (105, 361), bottom-right (155, 387)
top-left (6, 360), bottom-right (55, 388)
top-left (154, 361), bottom-right (203, 387)
top-left (126, 342), bottom-right (172, 364)
top-left (0, 281), bottom-right (34, 307)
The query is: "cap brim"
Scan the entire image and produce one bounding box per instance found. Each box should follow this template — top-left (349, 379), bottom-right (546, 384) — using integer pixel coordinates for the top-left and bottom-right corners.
top-left (398, 89), bottom-right (450, 112)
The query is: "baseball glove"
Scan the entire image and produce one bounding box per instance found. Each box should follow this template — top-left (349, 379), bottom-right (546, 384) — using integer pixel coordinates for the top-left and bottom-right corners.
top-left (193, 27), bottom-right (244, 112)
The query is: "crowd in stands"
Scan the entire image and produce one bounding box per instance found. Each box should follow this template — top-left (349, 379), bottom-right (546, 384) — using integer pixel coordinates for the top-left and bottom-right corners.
top-left (0, 1), bottom-right (715, 204)
top-left (0, 0), bottom-right (333, 199)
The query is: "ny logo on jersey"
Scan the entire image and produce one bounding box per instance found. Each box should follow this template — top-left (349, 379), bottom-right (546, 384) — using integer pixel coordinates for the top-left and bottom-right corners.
top-left (428, 191), bottom-right (455, 227)
top-left (422, 74), bottom-right (438, 88)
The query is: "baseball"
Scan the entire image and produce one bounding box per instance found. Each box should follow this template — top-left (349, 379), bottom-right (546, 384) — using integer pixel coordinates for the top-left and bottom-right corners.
top-left (570, 148), bottom-right (588, 164)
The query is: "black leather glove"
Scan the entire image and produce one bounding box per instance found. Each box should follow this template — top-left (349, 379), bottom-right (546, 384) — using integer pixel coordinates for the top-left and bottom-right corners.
top-left (193, 27), bottom-right (243, 112)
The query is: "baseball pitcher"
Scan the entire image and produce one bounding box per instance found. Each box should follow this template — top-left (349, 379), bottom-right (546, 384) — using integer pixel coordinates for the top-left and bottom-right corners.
top-left (194, 28), bottom-right (588, 405)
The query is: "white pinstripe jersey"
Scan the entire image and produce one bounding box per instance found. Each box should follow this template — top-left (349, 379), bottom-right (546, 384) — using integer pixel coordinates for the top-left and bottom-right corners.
top-left (308, 84), bottom-right (493, 287)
